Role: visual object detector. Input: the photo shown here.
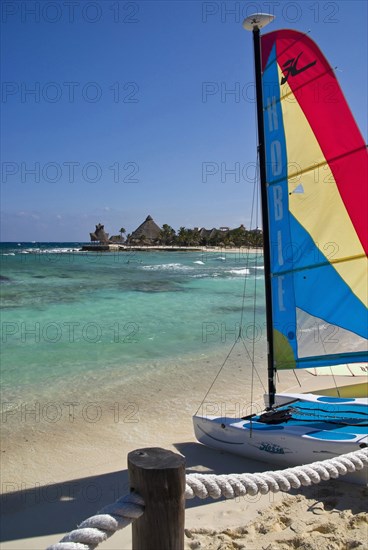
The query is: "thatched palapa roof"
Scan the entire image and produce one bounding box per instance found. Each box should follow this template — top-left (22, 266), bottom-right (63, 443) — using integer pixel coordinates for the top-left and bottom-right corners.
top-left (128, 215), bottom-right (161, 244)
top-left (90, 223), bottom-right (109, 243)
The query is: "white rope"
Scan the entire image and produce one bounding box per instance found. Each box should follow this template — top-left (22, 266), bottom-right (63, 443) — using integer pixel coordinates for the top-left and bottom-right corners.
top-left (184, 448), bottom-right (368, 499)
top-left (46, 448), bottom-right (367, 549)
top-left (46, 492), bottom-right (144, 550)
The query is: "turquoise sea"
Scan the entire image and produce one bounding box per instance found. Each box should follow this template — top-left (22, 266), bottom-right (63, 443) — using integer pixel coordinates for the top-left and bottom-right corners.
top-left (0, 243), bottom-right (266, 404)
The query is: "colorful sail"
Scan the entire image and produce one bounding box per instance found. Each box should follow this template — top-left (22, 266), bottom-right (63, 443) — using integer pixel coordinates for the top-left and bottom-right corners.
top-left (260, 30), bottom-right (368, 370)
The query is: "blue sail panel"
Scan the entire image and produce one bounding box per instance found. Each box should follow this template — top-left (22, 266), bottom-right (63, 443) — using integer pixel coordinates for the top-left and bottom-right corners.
top-left (261, 31), bottom-right (368, 370)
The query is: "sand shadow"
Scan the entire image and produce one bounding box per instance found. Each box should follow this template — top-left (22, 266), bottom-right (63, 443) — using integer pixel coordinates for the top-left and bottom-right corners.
top-left (1, 443), bottom-right (264, 541)
top-left (2, 443), bottom-right (366, 542)
top-left (175, 441), bottom-right (268, 474)
top-left (1, 469), bottom-right (130, 542)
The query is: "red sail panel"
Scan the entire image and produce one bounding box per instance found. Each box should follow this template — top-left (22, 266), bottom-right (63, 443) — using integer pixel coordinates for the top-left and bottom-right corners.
top-left (261, 29), bottom-right (367, 254)
top-left (261, 29), bottom-right (367, 370)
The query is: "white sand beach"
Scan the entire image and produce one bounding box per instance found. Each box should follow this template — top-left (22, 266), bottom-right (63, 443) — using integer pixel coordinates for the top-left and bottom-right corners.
top-left (1, 348), bottom-right (367, 550)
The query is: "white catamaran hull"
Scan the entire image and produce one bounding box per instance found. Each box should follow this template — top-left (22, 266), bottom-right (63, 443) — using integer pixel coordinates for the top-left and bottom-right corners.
top-left (193, 393), bottom-right (368, 485)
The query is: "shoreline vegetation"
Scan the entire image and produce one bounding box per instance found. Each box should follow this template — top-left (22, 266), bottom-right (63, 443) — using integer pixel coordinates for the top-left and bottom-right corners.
top-left (88, 215), bottom-right (264, 249)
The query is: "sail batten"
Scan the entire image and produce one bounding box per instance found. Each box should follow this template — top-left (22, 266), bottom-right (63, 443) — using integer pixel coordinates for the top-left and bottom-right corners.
top-left (261, 30), bottom-right (368, 371)
top-left (272, 254), bottom-right (367, 278)
top-left (266, 145), bottom-right (368, 187)
top-left (281, 352), bottom-right (368, 368)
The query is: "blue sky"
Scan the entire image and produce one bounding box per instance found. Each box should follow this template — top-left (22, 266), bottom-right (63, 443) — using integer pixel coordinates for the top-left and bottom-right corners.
top-left (1, 0), bottom-right (367, 241)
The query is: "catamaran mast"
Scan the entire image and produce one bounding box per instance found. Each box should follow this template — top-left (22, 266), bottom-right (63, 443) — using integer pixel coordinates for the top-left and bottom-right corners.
top-left (243, 14), bottom-right (276, 408)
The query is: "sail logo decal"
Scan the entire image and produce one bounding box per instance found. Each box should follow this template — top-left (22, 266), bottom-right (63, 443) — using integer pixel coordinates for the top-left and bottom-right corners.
top-left (263, 42), bottom-right (299, 367)
top-left (281, 52), bottom-right (316, 85)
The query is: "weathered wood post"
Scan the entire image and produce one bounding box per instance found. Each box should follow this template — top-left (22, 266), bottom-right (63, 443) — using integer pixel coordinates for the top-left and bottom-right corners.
top-left (128, 447), bottom-right (186, 550)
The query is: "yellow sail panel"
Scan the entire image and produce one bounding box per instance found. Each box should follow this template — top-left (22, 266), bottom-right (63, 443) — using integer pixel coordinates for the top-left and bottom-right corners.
top-left (262, 29), bottom-right (367, 369)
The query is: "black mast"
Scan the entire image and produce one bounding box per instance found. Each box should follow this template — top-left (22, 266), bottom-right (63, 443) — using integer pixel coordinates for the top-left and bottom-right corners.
top-left (244, 15), bottom-right (276, 408)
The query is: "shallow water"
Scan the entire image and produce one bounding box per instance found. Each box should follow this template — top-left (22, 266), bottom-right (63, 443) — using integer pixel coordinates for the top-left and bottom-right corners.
top-left (1, 243), bottom-right (266, 404)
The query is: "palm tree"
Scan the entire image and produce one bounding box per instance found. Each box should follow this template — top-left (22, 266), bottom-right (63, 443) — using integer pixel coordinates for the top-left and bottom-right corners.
top-left (160, 224), bottom-right (176, 245)
top-left (177, 226), bottom-right (188, 246)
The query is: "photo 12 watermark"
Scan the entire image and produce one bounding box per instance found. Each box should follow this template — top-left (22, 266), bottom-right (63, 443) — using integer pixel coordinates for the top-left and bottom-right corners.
top-left (201, 319), bottom-right (342, 349)
top-left (202, 80), bottom-right (339, 105)
top-left (1, 1), bottom-right (140, 24)
top-left (202, 321), bottom-right (267, 344)
top-left (1, 81), bottom-right (140, 104)
top-left (2, 477), bottom-right (130, 507)
top-left (202, 161), bottom-right (257, 184)
top-left (1, 161), bottom-right (139, 184)
top-left (4, 246), bottom-right (140, 265)
top-left (1, 321), bottom-right (140, 344)
top-left (202, 81), bottom-right (255, 104)
top-left (202, 159), bottom-right (341, 186)
top-left (1, 400), bottom-right (140, 424)
top-left (201, 2), bottom-right (340, 24)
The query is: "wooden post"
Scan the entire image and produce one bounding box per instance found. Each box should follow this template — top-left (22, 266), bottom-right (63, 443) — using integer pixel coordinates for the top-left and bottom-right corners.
top-left (128, 447), bottom-right (186, 550)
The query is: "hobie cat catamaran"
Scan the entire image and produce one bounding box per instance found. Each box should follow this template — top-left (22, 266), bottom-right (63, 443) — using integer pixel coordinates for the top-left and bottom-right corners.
top-left (193, 15), bottom-right (368, 482)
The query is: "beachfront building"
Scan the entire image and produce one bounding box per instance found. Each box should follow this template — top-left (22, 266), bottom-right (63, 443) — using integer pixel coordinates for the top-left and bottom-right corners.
top-left (127, 215), bottom-right (162, 245)
top-left (87, 218), bottom-right (262, 248)
top-left (89, 223), bottom-right (110, 243)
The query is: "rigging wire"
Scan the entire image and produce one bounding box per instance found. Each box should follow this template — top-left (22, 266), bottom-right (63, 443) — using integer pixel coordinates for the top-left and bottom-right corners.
top-left (195, 149), bottom-right (267, 415)
top-left (194, 336), bottom-right (243, 416)
top-left (329, 365), bottom-right (341, 397)
top-left (292, 368), bottom-right (302, 387)
top-left (196, 36), bottom-right (267, 417)
top-left (249, 147), bottom-right (262, 417)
